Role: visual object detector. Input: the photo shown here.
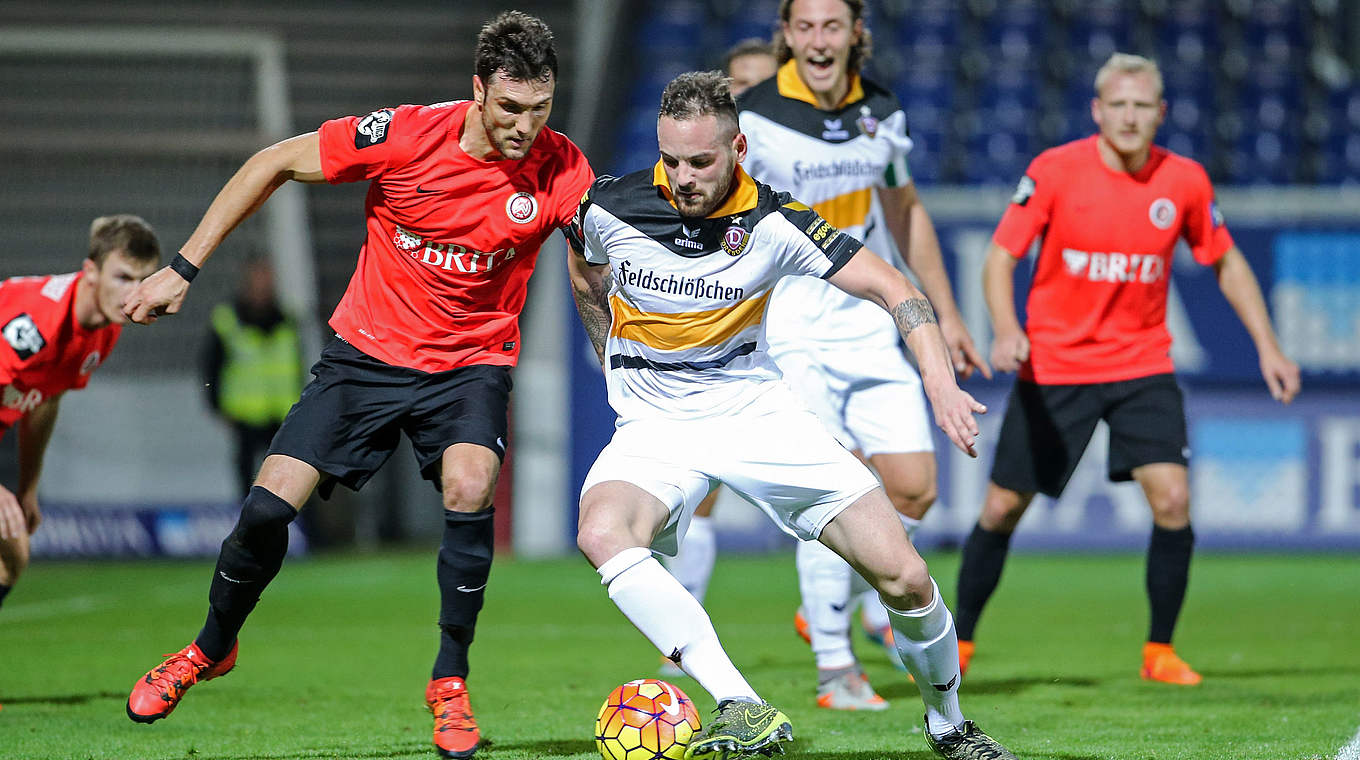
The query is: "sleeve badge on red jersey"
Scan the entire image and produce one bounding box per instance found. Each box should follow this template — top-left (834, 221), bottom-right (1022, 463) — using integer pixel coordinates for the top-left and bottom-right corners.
top-left (80, 351), bottom-right (102, 375)
top-left (355, 109), bottom-right (394, 149)
top-left (2, 314), bottom-right (46, 360)
top-left (1011, 175), bottom-right (1036, 206)
top-left (1210, 199), bottom-right (1225, 228)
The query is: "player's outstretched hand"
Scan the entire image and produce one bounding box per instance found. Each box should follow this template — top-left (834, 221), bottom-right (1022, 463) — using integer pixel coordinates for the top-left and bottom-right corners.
top-left (122, 266), bottom-right (191, 325)
top-left (990, 330), bottom-right (1030, 374)
top-left (941, 317), bottom-right (992, 381)
top-left (0, 484), bottom-right (25, 541)
top-left (1261, 349), bottom-right (1301, 405)
top-left (927, 382), bottom-right (987, 458)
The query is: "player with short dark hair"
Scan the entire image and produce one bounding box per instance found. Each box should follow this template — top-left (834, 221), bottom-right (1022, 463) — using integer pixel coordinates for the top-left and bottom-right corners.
top-left (568, 70), bottom-right (1015, 760)
top-left (955, 52), bottom-right (1300, 686)
top-left (721, 38), bottom-right (777, 97)
top-left (123, 11), bottom-right (592, 758)
top-left (0, 214), bottom-right (160, 612)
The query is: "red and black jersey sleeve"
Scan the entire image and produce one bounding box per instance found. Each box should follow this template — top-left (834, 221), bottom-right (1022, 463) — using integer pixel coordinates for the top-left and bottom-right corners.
top-left (1179, 162), bottom-right (1234, 266)
top-left (317, 105), bottom-right (416, 184)
top-left (993, 151), bottom-right (1057, 258)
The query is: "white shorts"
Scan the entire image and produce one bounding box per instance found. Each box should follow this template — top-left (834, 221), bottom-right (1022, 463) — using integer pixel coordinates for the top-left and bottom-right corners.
top-left (773, 344), bottom-right (935, 457)
top-left (580, 384), bottom-right (880, 556)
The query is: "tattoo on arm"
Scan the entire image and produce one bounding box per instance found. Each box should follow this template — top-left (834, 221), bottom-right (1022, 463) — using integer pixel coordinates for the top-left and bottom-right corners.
top-left (891, 297), bottom-right (937, 338)
top-left (572, 269), bottom-right (613, 365)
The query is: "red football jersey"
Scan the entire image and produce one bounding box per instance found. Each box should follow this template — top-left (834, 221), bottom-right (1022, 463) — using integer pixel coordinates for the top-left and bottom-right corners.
top-left (0, 273), bottom-right (121, 435)
top-left (993, 136), bottom-right (1233, 384)
top-left (318, 100), bottom-right (594, 372)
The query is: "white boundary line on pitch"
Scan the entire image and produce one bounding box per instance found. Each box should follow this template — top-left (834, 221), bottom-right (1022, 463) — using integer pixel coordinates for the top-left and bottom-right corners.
top-left (1336, 723), bottom-right (1360, 760)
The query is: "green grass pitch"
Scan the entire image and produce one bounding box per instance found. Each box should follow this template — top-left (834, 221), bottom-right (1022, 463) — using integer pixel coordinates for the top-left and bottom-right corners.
top-left (1, 550), bottom-right (1356, 759)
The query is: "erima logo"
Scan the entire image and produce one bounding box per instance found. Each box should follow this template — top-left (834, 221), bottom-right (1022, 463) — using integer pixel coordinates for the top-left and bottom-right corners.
top-left (821, 118), bottom-right (849, 140)
top-left (3, 314), bottom-right (45, 359)
top-left (830, 602), bottom-right (847, 613)
top-left (932, 674), bottom-right (958, 692)
top-left (681, 223), bottom-right (701, 239)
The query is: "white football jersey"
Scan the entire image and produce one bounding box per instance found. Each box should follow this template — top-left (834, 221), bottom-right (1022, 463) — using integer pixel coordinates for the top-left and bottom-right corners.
top-left (577, 162), bottom-right (862, 421)
top-left (739, 62), bottom-right (914, 350)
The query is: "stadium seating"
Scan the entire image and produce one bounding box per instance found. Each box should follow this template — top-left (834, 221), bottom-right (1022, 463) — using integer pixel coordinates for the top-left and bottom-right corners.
top-left (615, 1), bottom-right (1358, 186)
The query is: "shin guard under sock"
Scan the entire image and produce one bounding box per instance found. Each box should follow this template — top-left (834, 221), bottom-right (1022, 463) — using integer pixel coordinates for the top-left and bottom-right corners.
top-left (433, 508), bottom-right (495, 679)
top-left (197, 486), bottom-right (297, 661)
top-left (1146, 524), bottom-right (1194, 644)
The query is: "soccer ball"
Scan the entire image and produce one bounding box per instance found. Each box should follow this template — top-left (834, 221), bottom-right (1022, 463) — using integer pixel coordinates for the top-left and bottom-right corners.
top-left (595, 678), bottom-right (702, 760)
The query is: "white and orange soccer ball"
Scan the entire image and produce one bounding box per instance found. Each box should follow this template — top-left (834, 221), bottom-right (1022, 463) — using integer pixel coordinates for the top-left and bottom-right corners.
top-left (595, 678), bottom-right (702, 760)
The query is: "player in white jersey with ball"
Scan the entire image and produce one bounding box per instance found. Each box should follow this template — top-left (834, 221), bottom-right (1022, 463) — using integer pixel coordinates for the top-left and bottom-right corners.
top-left (665, 0), bottom-right (989, 710)
top-left (567, 70), bottom-right (1015, 760)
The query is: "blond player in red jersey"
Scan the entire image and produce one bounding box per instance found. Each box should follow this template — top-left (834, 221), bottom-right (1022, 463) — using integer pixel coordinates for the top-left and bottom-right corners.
top-left (955, 53), bottom-right (1301, 685)
top-left (122, 12), bottom-right (592, 759)
top-left (0, 215), bottom-right (160, 613)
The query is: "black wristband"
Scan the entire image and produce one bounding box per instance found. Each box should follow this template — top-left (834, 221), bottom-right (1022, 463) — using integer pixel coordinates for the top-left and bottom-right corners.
top-left (169, 254), bottom-right (200, 283)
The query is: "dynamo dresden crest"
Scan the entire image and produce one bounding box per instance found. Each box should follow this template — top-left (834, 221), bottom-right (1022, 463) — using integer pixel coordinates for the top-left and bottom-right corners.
top-left (505, 191), bottom-right (539, 224)
top-left (856, 105), bottom-right (879, 138)
top-left (721, 225), bottom-right (750, 256)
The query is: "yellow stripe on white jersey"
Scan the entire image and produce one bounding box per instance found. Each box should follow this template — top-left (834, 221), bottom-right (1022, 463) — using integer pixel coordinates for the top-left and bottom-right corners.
top-left (577, 167), bottom-right (862, 420)
top-left (610, 291), bottom-right (772, 352)
top-left (737, 63), bottom-right (914, 350)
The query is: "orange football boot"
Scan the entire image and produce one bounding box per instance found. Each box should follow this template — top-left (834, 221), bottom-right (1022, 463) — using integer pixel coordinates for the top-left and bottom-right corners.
top-left (1141, 642), bottom-right (1202, 685)
top-left (427, 676), bottom-right (479, 758)
top-left (793, 607), bottom-right (811, 645)
top-left (958, 640), bottom-right (975, 677)
top-left (126, 640), bottom-right (238, 723)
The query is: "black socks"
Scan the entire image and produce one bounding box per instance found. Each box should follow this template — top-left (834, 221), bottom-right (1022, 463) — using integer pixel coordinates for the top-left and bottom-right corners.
top-left (433, 508), bottom-right (495, 679)
top-left (954, 523), bottom-right (1014, 642)
top-left (1146, 524), bottom-right (1194, 644)
top-left (196, 486), bottom-right (297, 661)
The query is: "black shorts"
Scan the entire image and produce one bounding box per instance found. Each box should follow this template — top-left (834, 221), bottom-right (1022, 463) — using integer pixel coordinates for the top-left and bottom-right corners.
top-left (268, 337), bottom-right (511, 497)
top-left (989, 373), bottom-right (1188, 498)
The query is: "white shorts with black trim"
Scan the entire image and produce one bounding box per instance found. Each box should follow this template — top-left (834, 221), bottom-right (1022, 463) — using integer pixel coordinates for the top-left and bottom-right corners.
top-left (581, 383), bottom-right (880, 556)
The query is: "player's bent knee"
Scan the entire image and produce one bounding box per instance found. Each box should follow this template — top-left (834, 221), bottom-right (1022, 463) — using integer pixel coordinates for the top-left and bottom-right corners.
top-left (887, 482), bottom-right (937, 518)
top-left (441, 476), bottom-right (496, 512)
top-left (872, 556), bottom-right (932, 609)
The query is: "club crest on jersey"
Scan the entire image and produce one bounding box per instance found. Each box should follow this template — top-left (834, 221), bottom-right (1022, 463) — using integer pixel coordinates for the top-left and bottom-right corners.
top-left (1149, 198), bottom-right (1177, 230)
top-left (1210, 199), bottom-right (1225, 228)
top-left (506, 192), bottom-right (539, 224)
top-left (721, 225), bottom-right (750, 257)
top-left (355, 109), bottom-right (394, 149)
top-left (2, 314), bottom-right (45, 360)
top-left (1011, 175), bottom-right (1036, 206)
top-left (856, 105), bottom-right (879, 138)
top-left (393, 225), bottom-right (424, 252)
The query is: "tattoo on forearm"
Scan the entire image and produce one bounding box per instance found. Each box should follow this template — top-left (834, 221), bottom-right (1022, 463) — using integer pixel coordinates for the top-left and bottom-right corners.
top-left (572, 270), bottom-right (613, 364)
top-left (892, 297), bottom-right (937, 337)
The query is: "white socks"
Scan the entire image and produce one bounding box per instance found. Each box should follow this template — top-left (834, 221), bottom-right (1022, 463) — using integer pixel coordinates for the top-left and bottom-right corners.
top-left (599, 547), bottom-right (758, 703)
top-left (795, 539), bottom-right (856, 670)
top-left (664, 514), bottom-right (716, 604)
top-left (886, 578), bottom-right (965, 737)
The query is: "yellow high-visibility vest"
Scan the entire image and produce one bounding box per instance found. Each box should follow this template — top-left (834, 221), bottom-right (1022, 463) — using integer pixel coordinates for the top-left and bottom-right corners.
top-left (211, 303), bottom-right (302, 426)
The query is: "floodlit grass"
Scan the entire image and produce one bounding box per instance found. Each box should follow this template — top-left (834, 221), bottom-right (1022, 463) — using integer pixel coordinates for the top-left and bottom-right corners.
top-left (1, 551), bottom-right (1355, 759)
